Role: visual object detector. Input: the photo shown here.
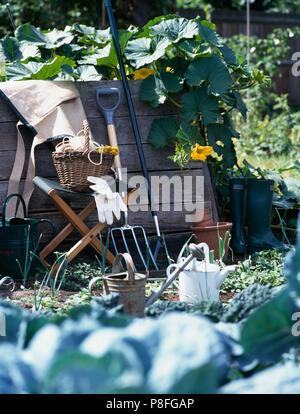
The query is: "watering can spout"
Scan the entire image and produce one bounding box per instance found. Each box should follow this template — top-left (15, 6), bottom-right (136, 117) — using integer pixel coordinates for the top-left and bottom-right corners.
top-left (216, 265), bottom-right (238, 289)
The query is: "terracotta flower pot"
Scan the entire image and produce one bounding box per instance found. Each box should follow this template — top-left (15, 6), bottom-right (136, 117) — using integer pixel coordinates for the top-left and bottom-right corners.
top-left (190, 222), bottom-right (233, 261)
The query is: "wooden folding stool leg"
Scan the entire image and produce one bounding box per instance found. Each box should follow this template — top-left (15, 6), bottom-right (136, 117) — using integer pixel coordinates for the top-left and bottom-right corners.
top-left (40, 198), bottom-right (98, 261)
top-left (39, 188), bottom-right (115, 266)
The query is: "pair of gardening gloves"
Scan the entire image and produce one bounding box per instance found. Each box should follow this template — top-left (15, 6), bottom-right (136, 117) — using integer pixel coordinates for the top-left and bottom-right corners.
top-left (88, 176), bottom-right (127, 225)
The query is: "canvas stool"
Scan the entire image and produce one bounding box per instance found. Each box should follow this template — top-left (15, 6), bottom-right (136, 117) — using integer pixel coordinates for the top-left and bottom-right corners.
top-left (33, 176), bottom-right (135, 269)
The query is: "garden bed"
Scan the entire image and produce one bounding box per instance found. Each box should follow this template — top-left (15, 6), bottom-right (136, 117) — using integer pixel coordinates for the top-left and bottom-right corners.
top-left (0, 276), bottom-right (237, 312)
top-left (0, 248), bottom-right (287, 314)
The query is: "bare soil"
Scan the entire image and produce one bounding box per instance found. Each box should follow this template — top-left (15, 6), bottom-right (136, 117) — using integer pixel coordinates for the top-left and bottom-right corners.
top-left (0, 282), bottom-right (237, 311)
top-left (0, 284), bottom-right (76, 310)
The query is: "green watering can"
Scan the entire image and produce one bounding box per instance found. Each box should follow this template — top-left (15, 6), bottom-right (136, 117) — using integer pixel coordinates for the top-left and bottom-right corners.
top-left (0, 194), bottom-right (56, 278)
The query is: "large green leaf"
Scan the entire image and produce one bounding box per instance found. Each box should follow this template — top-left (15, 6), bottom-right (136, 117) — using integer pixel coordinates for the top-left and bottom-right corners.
top-left (43, 28), bottom-right (74, 49)
top-left (43, 350), bottom-right (143, 394)
top-left (118, 28), bottom-right (139, 53)
top-left (136, 15), bottom-right (180, 38)
top-left (19, 41), bottom-right (41, 61)
top-left (219, 44), bottom-right (238, 67)
top-left (185, 55), bottom-right (233, 95)
top-left (181, 87), bottom-right (219, 125)
top-left (94, 30), bottom-right (136, 68)
top-left (140, 73), bottom-right (183, 107)
top-left (54, 65), bottom-right (76, 81)
top-left (178, 39), bottom-right (210, 59)
top-left (148, 117), bottom-right (180, 148)
top-left (96, 44), bottom-right (118, 68)
top-left (6, 56), bottom-right (75, 80)
top-left (167, 57), bottom-right (190, 77)
top-left (79, 43), bottom-right (117, 68)
top-left (76, 65), bottom-right (102, 81)
top-left (15, 23), bottom-right (48, 45)
top-left (206, 123), bottom-right (237, 168)
top-left (72, 24), bottom-right (97, 35)
top-left (96, 27), bottom-right (112, 41)
top-left (30, 56), bottom-right (75, 80)
top-left (233, 91), bottom-right (247, 120)
top-left (80, 27), bottom-right (135, 54)
top-left (176, 121), bottom-right (203, 145)
top-left (76, 28), bottom-right (111, 48)
top-left (5, 61), bottom-right (33, 80)
top-left (161, 72), bottom-right (184, 93)
top-left (56, 43), bottom-right (85, 60)
top-left (0, 36), bottom-right (41, 63)
top-left (196, 20), bottom-right (223, 47)
top-left (284, 177), bottom-right (300, 203)
top-left (150, 18), bottom-right (198, 43)
top-left (241, 290), bottom-right (299, 364)
top-left (0, 36), bottom-right (22, 62)
top-left (125, 36), bottom-right (170, 68)
top-left (223, 112), bottom-right (240, 138)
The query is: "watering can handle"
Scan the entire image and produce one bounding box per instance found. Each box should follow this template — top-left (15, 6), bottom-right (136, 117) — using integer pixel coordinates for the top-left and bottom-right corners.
top-left (177, 242), bottom-right (209, 264)
top-left (166, 263), bottom-right (179, 279)
top-left (197, 243), bottom-right (210, 264)
top-left (112, 253), bottom-right (135, 281)
top-left (2, 193), bottom-right (27, 227)
top-left (36, 219), bottom-right (56, 243)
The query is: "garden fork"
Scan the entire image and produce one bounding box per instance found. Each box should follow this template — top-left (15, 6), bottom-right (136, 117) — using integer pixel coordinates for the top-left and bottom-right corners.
top-left (96, 88), bottom-right (164, 278)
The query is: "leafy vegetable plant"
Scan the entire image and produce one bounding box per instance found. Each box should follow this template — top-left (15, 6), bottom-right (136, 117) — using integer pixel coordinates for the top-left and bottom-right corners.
top-left (129, 16), bottom-right (268, 168)
top-left (0, 16), bottom-right (267, 169)
top-left (0, 218), bottom-right (300, 393)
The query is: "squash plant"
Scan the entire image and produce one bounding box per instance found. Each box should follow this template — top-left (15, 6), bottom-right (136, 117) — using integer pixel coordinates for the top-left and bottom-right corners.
top-left (124, 16), bottom-right (268, 168)
top-left (0, 16), bottom-right (268, 168)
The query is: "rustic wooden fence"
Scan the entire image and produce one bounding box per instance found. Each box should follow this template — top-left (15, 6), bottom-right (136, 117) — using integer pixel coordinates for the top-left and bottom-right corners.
top-left (0, 80), bottom-right (218, 259)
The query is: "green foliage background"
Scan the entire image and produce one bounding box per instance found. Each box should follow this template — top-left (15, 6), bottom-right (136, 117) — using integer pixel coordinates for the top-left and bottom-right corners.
top-left (2, 0), bottom-right (300, 38)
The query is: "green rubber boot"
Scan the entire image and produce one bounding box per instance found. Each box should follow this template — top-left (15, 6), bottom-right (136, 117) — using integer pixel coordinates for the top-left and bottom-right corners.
top-left (246, 178), bottom-right (289, 253)
top-left (229, 178), bottom-right (246, 255)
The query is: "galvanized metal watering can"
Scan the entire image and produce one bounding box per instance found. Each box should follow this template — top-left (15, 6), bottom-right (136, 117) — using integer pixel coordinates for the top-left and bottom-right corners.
top-left (89, 243), bottom-right (208, 314)
top-left (0, 194), bottom-right (56, 278)
top-left (173, 242), bottom-right (238, 303)
top-left (89, 252), bottom-right (147, 317)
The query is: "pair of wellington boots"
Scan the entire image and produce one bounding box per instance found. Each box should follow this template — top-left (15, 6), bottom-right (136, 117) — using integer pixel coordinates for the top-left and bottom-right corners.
top-left (229, 178), bottom-right (288, 255)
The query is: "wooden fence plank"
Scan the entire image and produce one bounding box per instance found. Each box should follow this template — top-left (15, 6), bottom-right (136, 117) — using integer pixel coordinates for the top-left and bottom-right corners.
top-left (0, 166), bottom-right (207, 213)
top-left (0, 142), bottom-right (203, 182)
top-left (30, 199), bottom-right (213, 240)
top-left (76, 80), bottom-right (178, 119)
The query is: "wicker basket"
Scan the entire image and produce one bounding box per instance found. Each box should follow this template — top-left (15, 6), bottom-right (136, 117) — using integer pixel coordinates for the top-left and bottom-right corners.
top-left (52, 121), bottom-right (115, 192)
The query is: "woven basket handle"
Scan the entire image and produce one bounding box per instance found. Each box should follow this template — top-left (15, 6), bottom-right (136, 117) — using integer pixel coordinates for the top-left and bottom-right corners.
top-left (82, 120), bottom-right (90, 155)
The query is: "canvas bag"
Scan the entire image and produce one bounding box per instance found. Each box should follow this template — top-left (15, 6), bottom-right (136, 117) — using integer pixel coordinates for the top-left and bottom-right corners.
top-left (0, 80), bottom-right (90, 217)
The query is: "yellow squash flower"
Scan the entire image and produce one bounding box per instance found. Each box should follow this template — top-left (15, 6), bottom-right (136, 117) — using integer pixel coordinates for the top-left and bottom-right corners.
top-left (133, 68), bottom-right (155, 80)
top-left (191, 144), bottom-right (213, 162)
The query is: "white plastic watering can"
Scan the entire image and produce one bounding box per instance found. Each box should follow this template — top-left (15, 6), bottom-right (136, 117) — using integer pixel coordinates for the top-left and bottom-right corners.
top-left (167, 242), bottom-right (238, 303)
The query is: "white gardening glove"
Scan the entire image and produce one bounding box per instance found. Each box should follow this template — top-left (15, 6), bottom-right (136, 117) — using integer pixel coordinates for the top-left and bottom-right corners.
top-left (88, 176), bottom-right (127, 225)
